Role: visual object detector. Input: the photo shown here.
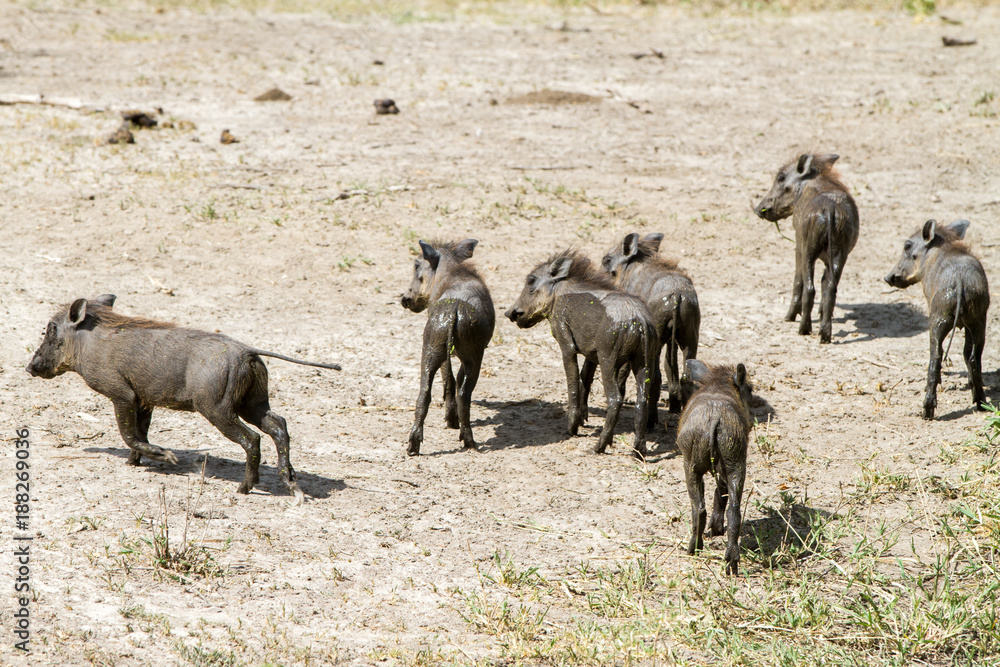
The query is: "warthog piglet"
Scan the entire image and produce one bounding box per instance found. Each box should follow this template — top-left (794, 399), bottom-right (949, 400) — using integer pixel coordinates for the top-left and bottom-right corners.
top-left (26, 295), bottom-right (341, 504)
top-left (884, 219), bottom-right (989, 419)
top-left (603, 232), bottom-right (700, 416)
top-left (505, 250), bottom-right (657, 458)
top-left (401, 239), bottom-right (495, 455)
top-left (676, 359), bottom-right (754, 576)
top-left (755, 153), bottom-right (860, 343)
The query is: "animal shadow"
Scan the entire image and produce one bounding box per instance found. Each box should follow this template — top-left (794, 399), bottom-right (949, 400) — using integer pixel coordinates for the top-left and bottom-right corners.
top-left (471, 398), bottom-right (581, 452)
top-left (471, 396), bottom-right (679, 459)
top-left (835, 302), bottom-right (927, 343)
top-left (740, 503), bottom-right (837, 569)
top-left (86, 446), bottom-right (345, 499)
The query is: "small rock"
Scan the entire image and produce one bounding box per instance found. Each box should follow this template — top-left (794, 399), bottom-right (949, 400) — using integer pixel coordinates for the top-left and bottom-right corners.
top-left (254, 87), bottom-right (292, 101)
top-left (374, 98), bottom-right (399, 115)
top-left (220, 129), bottom-right (239, 144)
top-left (106, 123), bottom-right (134, 145)
top-left (121, 110), bottom-right (158, 128)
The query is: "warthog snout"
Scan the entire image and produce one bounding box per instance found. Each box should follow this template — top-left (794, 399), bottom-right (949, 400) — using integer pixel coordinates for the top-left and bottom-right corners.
top-left (754, 201), bottom-right (776, 222)
top-left (883, 272), bottom-right (904, 288)
top-left (503, 306), bottom-right (522, 323)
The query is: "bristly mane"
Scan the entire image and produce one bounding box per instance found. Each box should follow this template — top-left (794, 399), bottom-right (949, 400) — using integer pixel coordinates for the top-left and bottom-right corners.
top-left (783, 154), bottom-right (848, 192)
top-left (423, 239), bottom-right (485, 282)
top-left (541, 249), bottom-right (616, 289)
top-left (700, 363), bottom-right (753, 394)
top-left (820, 165), bottom-right (848, 192)
top-left (69, 303), bottom-right (177, 330)
top-left (932, 226), bottom-right (971, 255)
top-left (632, 238), bottom-right (686, 277)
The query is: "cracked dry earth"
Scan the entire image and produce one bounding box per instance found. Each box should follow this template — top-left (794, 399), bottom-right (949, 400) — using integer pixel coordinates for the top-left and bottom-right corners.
top-left (1, 2), bottom-right (999, 664)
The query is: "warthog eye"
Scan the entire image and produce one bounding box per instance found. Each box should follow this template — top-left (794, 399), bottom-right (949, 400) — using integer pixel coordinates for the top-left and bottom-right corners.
top-left (526, 275), bottom-right (537, 292)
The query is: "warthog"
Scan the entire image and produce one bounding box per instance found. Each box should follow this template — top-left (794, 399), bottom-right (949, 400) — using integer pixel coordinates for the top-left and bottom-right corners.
top-left (755, 153), bottom-right (860, 343)
top-left (884, 219), bottom-right (990, 419)
top-left (505, 250), bottom-right (657, 458)
top-left (25, 295), bottom-right (341, 503)
top-left (677, 359), bottom-right (753, 576)
top-left (603, 232), bottom-right (700, 415)
top-left (401, 239), bottom-right (495, 455)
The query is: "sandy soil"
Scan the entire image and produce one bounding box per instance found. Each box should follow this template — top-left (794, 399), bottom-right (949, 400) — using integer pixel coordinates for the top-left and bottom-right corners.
top-left (1, 2), bottom-right (999, 664)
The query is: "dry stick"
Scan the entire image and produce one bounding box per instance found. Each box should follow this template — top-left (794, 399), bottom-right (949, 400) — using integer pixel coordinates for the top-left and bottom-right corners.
top-left (862, 357), bottom-right (901, 372)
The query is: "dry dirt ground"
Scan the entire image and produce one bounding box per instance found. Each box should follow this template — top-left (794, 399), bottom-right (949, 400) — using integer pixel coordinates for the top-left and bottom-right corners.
top-left (1, 2), bottom-right (999, 665)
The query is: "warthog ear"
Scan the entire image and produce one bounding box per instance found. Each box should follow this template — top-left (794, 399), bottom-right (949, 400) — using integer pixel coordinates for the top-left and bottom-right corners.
top-left (93, 294), bottom-right (117, 308)
top-left (948, 219), bottom-right (971, 239)
top-left (641, 233), bottom-right (664, 252)
top-left (921, 219), bottom-right (937, 243)
top-left (623, 233), bottom-right (640, 260)
top-left (419, 240), bottom-right (441, 271)
top-left (548, 256), bottom-right (573, 281)
top-left (68, 298), bottom-right (88, 327)
top-left (796, 153), bottom-right (813, 176)
top-left (735, 363), bottom-right (747, 388)
top-left (814, 154), bottom-right (839, 170)
top-left (452, 239), bottom-right (479, 262)
top-left (685, 359), bottom-right (709, 383)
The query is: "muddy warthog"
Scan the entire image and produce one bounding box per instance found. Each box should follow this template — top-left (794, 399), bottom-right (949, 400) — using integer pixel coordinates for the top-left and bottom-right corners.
top-left (884, 219), bottom-right (990, 419)
top-left (676, 359), bottom-right (753, 576)
top-left (603, 232), bottom-right (700, 416)
top-left (25, 295), bottom-right (341, 504)
top-left (401, 239), bottom-right (495, 455)
top-left (755, 153), bottom-right (860, 343)
top-left (505, 250), bottom-right (657, 458)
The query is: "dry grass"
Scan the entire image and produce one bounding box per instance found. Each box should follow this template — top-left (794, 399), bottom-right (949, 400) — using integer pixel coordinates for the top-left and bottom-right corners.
top-left (442, 405), bottom-right (1000, 666)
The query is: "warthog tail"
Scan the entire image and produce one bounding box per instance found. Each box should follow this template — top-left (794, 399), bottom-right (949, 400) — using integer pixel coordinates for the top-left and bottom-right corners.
top-left (251, 349), bottom-right (342, 370)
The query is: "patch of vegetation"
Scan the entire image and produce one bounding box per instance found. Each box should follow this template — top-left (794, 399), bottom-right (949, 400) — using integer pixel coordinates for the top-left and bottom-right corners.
top-left (446, 407), bottom-right (1000, 665)
top-left (113, 462), bottom-right (228, 581)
